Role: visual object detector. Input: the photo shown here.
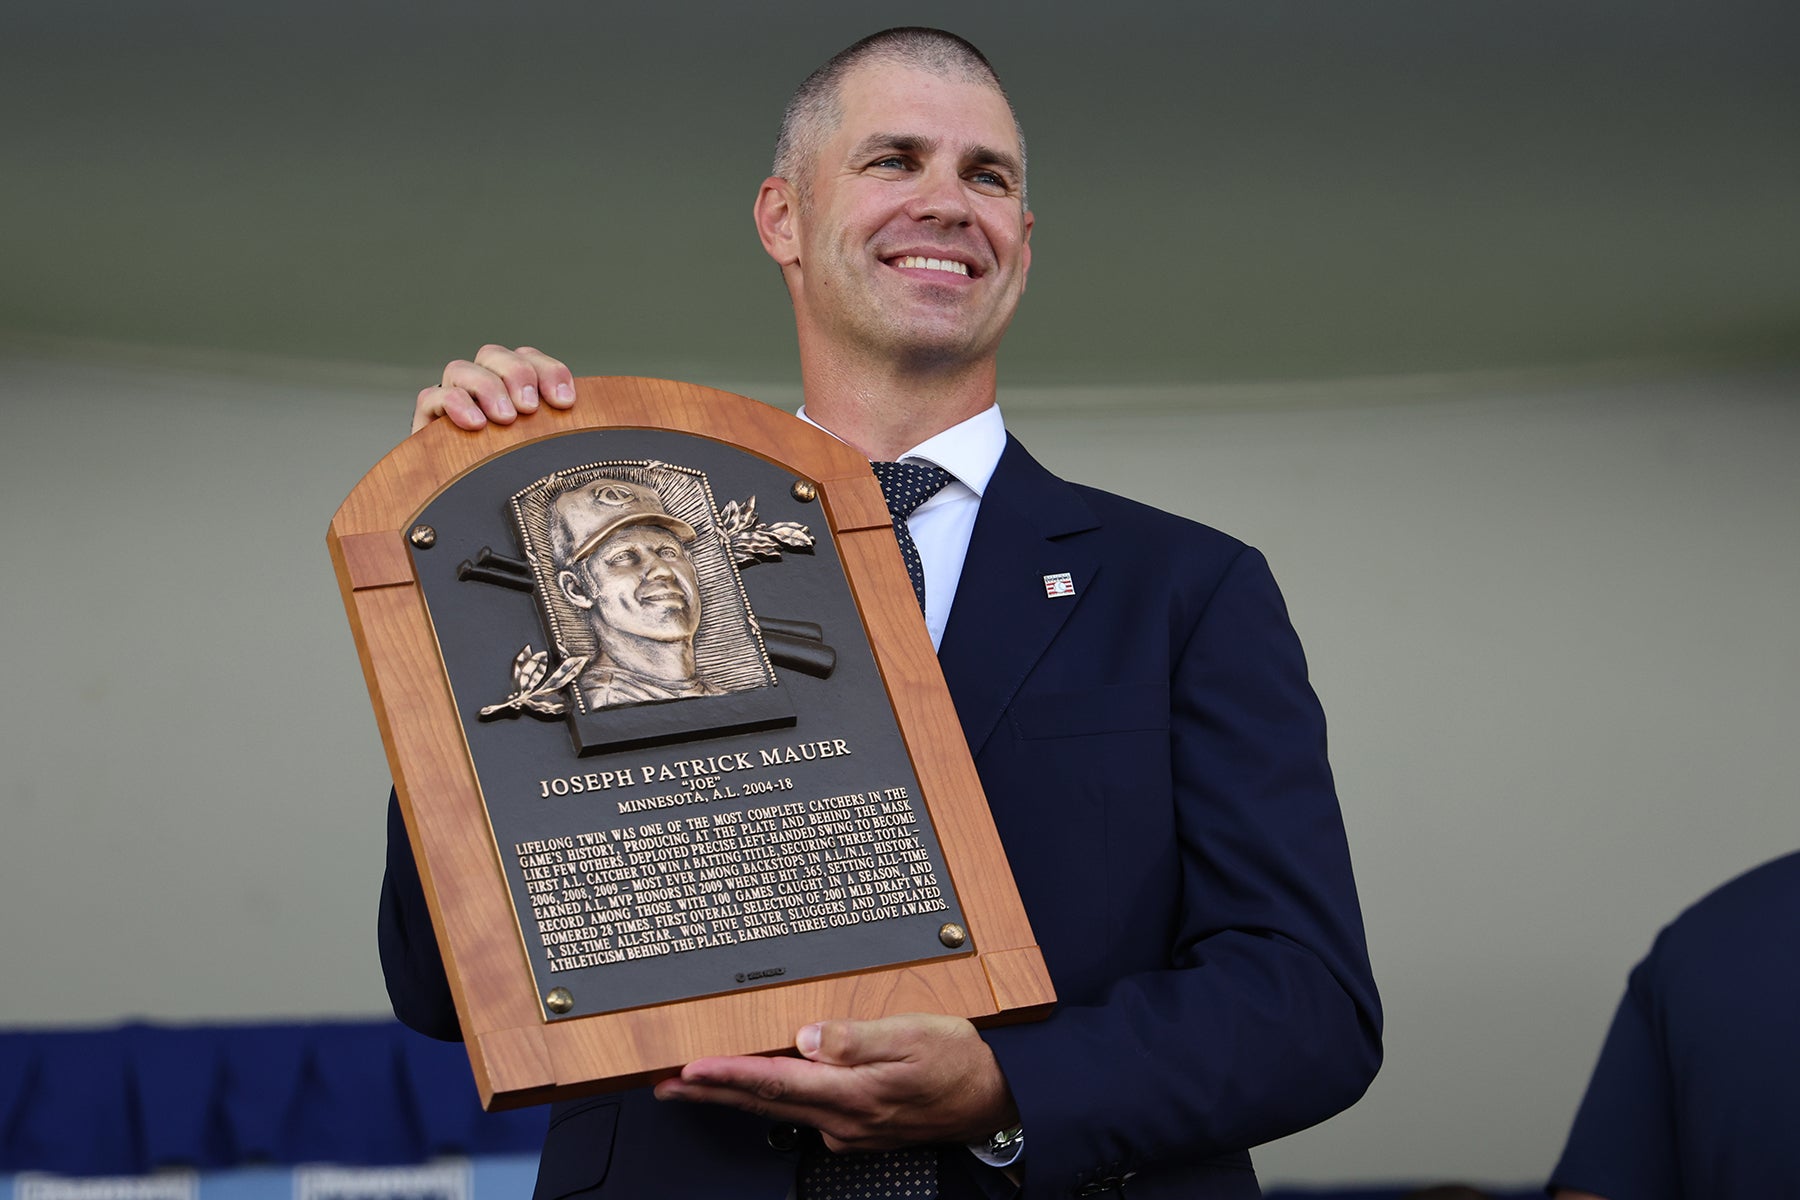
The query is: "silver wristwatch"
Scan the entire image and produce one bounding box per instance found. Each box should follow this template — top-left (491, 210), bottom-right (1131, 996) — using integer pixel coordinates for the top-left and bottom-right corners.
top-left (984, 1124), bottom-right (1025, 1158)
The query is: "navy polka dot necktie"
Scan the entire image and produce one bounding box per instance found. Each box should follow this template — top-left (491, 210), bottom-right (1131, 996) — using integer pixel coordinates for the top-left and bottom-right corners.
top-left (797, 460), bottom-right (951, 1199)
top-left (799, 1144), bottom-right (938, 1200)
top-left (869, 460), bottom-right (955, 614)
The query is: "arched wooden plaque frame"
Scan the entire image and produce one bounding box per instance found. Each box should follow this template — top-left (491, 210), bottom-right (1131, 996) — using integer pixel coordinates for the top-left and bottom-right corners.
top-left (328, 377), bottom-right (1053, 1110)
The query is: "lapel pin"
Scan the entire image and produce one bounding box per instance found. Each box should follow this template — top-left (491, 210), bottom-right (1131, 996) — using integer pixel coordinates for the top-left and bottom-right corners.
top-left (1043, 572), bottom-right (1075, 599)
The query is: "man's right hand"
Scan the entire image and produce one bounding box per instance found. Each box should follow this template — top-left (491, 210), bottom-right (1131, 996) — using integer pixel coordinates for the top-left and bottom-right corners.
top-left (412, 345), bottom-right (577, 433)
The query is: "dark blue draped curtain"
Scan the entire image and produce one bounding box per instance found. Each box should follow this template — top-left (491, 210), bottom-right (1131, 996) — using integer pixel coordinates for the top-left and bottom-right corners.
top-left (0, 1021), bottom-right (545, 1175)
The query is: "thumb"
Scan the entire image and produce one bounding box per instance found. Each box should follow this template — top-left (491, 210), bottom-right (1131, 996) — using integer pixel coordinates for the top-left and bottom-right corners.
top-left (797, 1013), bottom-right (952, 1065)
top-left (802, 1021), bottom-right (907, 1065)
top-left (796, 1018), bottom-right (870, 1065)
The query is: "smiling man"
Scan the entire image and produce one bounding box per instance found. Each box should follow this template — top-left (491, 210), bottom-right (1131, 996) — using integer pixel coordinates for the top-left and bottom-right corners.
top-left (761, 53), bottom-right (1033, 429)
top-left (381, 27), bottom-right (1382, 1200)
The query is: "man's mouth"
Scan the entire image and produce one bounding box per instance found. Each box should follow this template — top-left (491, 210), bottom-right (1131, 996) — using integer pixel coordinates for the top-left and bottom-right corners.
top-left (890, 255), bottom-right (972, 278)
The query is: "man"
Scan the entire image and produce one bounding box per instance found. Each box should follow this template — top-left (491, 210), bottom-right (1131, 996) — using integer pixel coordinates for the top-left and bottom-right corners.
top-left (1547, 850), bottom-right (1800, 1199)
top-left (381, 28), bottom-right (1382, 1199)
top-left (547, 474), bottom-right (721, 708)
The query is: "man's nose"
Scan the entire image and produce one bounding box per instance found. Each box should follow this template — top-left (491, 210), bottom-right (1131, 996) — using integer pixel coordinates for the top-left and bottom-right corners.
top-left (903, 165), bottom-right (972, 226)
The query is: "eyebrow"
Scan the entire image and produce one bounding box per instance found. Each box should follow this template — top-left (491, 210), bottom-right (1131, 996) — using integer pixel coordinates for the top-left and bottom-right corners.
top-left (849, 132), bottom-right (1023, 184)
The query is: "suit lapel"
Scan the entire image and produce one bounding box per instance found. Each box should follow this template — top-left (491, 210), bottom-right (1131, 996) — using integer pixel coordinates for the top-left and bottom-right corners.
top-left (938, 435), bottom-right (1101, 757)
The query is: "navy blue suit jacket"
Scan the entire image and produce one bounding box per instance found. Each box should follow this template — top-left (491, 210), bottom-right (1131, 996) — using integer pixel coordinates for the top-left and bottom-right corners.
top-left (380, 435), bottom-right (1382, 1198)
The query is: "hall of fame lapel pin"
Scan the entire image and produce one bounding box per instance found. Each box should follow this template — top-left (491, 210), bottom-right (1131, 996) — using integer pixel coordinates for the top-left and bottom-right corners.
top-left (1043, 571), bottom-right (1076, 598)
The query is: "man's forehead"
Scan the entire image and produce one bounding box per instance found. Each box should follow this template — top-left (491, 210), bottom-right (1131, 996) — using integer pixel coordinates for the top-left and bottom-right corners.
top-left (830, 61), bottom-right (1018, 153)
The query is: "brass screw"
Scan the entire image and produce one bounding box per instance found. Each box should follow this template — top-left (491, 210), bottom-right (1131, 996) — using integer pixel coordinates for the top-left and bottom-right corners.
top-left (545, 987), bottom-right (574, 1014)
top-left (408, 524), bottom-right (437, 549)
top-left (938, 923), bottom-right (967, 949)
top-left (790, 480), bottom-right (817, 503)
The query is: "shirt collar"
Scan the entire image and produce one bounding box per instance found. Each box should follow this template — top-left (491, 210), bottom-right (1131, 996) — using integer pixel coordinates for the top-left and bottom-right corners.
top-left (795, 403), bottom-right (1006, 499)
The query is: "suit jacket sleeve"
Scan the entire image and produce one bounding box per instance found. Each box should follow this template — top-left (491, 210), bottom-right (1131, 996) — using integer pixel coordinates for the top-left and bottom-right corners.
top-left (378, 787), bottom-right (463, 1042)
top-left (976, 541), bottom-right (1382, 1195)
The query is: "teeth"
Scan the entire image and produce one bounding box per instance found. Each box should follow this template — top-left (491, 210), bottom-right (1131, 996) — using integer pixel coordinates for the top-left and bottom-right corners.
top-left (897, 256), bottom-right (969, 276)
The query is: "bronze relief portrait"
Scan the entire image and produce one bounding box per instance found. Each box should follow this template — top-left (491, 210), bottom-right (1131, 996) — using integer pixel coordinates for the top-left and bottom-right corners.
top-left (510, 460), bottom-right (777, 716)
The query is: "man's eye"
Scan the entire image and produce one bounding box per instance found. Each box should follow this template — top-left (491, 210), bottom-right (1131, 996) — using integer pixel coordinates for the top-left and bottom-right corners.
top-left (968, 169), bottom-right (1009, 191)
top-left (658, 547), bottom-right (681, 560)
top-left (870, 155), bottom-right (910, 170)
top-left (606, 551), bottom-right (638, 567)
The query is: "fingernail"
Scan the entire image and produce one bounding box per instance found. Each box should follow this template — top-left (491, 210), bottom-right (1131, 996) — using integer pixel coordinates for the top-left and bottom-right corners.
top-left (519, 385), bottom-right (539, 411)
top-left (797, 1024), bottom-right (821, 1056)
top-left (555, 382), bottom-right (575, 402)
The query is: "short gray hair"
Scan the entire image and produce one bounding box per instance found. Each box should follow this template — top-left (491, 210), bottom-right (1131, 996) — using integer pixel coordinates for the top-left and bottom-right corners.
top-left (771, 27), bottom-right (1028, 208)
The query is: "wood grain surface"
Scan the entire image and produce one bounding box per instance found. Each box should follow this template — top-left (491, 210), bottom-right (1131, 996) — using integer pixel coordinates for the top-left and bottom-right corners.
top-left (329, 378), bottom-right (1053, 1109)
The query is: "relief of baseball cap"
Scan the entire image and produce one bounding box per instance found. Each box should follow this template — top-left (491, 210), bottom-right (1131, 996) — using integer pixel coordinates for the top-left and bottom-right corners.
top-left (554, 478), bottom-right (698, 562)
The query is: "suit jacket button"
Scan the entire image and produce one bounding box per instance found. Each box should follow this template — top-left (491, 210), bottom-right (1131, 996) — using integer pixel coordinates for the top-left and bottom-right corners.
top-left (767, 1123), bottom-right (801, 1152)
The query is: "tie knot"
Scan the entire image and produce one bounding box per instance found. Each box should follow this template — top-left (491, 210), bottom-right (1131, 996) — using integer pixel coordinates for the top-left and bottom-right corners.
top-left (870, 460), bottom-right (954, 521)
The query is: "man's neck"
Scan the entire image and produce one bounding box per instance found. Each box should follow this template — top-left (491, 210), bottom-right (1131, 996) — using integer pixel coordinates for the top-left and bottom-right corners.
top-left (797, 345), bottom-right (998, 461)
top-left (597, 637), bottom-right (697, 687)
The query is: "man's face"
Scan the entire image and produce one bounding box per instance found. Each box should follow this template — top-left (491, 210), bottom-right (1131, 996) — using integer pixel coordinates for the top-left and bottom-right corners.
top-left (786, 61), bottom-right (1034, 368)
top-left (568, 525), bottom-right (702, 645)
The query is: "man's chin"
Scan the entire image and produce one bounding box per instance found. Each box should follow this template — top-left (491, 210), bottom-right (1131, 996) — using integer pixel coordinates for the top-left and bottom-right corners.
top-left (641, 610), bottom-right (698, 639)
top-left (885, 316), bottom-right (1009, 364)
top-left (888, 334), bottom-right (996, 373)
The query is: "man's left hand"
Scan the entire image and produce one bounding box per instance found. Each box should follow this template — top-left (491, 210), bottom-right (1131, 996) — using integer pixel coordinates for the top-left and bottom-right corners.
top-left (653, 1013), bottom-right (1018, 1152)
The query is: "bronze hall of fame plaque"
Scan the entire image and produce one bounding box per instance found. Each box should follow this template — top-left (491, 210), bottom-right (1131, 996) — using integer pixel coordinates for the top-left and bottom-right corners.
top-left (431, 445), bottom-right (957, 1015)
top-left (329, 378), bottom-right (1053, 1108)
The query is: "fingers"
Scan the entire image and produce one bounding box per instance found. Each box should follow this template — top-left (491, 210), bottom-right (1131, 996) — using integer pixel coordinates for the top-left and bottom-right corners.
top-left (412, 384), bottom-right (486, 433)
top-left (654, 1087), bottom-right (905, 1153)
top-left (409, 345), bottom-right (575, 433)
top-left (665, 1053), bottom-right (854, 1109)
top-left (510, 346), bottom-right (577, 411)
top-left (653, 1057), bottom-right (851, 1121)
top-left (652, 1015), bottom-right (1006, 1150)
top-left (654, 1056), bottom-right (911, 1151)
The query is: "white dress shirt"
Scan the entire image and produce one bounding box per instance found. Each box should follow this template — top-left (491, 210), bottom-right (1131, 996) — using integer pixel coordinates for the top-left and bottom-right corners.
top-left (788, 403), bottom-right (1023, 1181)
top-left (795, 408), bottom-right (1022, 1180)
top-left (795, 404), bottom-right (1007, 651)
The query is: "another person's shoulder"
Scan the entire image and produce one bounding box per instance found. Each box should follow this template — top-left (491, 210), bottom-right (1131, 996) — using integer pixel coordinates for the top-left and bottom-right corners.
top-left (1686, 848), bottom-right (1800, 914)
top-left (1632, 849), bottom-right (1800, 1038)
top-left (1653, 849), bottom-right (1800, 968)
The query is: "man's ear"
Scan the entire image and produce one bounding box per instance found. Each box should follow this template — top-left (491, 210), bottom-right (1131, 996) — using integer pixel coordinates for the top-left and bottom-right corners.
top-left (1019, 208), bottom-right (1034, 292)
top-left (558, 569), bottom-right (594, 611)
top-left (754, 176), bottom-right (802, 267)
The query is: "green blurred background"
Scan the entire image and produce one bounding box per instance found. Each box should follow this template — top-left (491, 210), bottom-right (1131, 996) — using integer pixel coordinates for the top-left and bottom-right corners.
top-left (5, 0), bottom-right (1796, 384)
